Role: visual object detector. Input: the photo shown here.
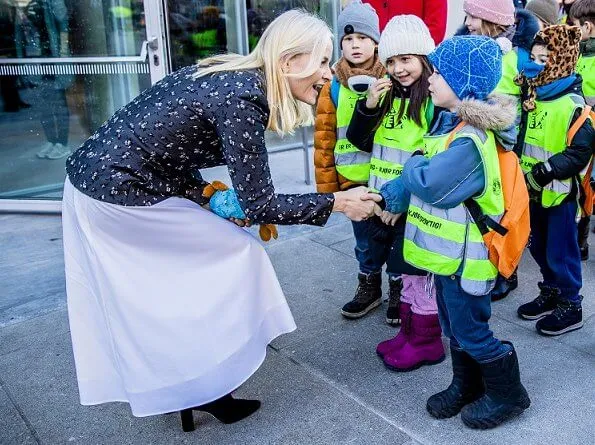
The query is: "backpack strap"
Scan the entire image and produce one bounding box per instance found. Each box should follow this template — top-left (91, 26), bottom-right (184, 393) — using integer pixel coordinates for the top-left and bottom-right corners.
top-left (445, 121), bottom-right (509, 237)
top-left (567, 105), bottom-right (593, 145)
top-left (445, 121), bottom-right (467, 147)
top-left (330, 77), bottom-right (340, 108)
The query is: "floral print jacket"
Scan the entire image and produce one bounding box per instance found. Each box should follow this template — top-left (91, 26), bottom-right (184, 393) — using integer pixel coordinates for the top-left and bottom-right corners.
top-left (66, 66), bottom-right (334, 226)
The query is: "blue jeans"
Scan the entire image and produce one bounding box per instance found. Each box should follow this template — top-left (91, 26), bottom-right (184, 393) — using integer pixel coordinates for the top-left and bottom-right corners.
top-left (435, 274), bottom-right (509, 362)
top-left (529, 200), bottom-right (582, 305)
top-left (352, 217), bottom-right (425, 277)
top-left (352, 219), bottom-right (385, 274)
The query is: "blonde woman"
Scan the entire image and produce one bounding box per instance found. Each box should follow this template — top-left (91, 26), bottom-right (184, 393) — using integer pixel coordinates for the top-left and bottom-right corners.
top-left (62, 9), bottom-right (377, 432)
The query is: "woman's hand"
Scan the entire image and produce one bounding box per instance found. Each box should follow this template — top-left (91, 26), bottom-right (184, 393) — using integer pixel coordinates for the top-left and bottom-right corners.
top-left (229, 218), bottom-right (252, 227)
top-left (333, 186), bottom-right (381, 221)
top-left (201, 202), bottom-right (251, 227)
top-left (380, 211), bottom-right (401, 226)
top-left (365, 77), bottom-right (392, 109)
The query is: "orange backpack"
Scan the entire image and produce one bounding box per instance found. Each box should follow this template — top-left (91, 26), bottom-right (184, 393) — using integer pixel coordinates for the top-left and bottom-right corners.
top-left (567, 106), bottom-right (594, 217)
top-left (446, 123), bottom-right (530, 279)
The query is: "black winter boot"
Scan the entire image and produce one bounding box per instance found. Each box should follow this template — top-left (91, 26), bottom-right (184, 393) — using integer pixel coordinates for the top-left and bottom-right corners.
top-left (180, 394), bottom-right (261, 431)
top-left (341, 272), bottom-right (382, 319)
top-left (578, 216), bottom-right (590, 261)
top-left (386, 277), bottom-right (403, 326)
top-left (490, 270), bottom-right (518, 302)
top-left (426, 345), bottom-right (484, 419)
top-left (460, 342), bottom-right (530, 429)
top-left (517, 282), bottom-right (560, 320)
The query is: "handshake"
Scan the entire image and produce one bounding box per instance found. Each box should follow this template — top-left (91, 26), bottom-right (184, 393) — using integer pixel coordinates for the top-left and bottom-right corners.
top-left (333, 186), bottom-right (398, 224)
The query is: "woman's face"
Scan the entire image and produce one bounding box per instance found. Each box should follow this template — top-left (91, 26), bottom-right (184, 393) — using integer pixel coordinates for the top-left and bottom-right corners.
top-left (465, 14), bottom-right (484, 35)
top-left (285, 42), bottom-right (333, 105)
top-left (385, 55), bottom-right (424, 87)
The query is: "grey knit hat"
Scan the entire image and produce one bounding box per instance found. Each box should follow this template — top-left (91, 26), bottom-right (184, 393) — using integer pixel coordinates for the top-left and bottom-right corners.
top-left (338, 0), bottom-right (381, 43)
top-left (526, 0), bottom-right (560, 26)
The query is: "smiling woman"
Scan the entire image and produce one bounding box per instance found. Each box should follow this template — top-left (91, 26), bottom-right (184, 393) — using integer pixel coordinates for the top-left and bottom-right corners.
top-left (61, 8), bottom-right (379, 434)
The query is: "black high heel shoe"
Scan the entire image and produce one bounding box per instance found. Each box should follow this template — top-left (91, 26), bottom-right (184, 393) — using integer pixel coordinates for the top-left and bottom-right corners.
top-left (180, 394), bottom-right (261, 432)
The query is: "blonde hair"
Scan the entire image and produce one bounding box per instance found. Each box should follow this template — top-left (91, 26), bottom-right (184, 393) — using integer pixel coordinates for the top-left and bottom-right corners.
top-left (480, 20), bottom-right (508, 38)
top-left (194, 9), bottom-right (333, 135)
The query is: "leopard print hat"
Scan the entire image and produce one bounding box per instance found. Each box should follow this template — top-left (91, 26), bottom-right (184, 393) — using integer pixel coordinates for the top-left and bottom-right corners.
top-left (515, 24), bottom-right (582, 111)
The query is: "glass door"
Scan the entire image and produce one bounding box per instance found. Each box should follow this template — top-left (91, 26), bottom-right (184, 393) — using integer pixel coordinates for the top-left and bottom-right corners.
top-left (0, 0), bottom-right (165, 209)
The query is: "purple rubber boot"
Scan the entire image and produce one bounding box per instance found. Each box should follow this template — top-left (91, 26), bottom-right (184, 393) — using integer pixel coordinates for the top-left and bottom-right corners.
top-left (383, 312), bottom-right (445, 372)
top-left (376, 302), bottom-right (411, 358)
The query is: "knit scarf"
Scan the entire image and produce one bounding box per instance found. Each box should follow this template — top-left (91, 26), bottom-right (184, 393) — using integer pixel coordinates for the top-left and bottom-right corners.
top-left (334, 53), bottom-right (386, 87)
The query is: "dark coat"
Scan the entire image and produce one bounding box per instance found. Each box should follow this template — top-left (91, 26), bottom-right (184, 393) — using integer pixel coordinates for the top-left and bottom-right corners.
top-left (66, 66), bottom-right (333, 226)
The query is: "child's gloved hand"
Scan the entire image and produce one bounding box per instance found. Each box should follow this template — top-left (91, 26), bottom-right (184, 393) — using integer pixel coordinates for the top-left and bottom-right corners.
top-left (209, 189), bottom-right (246, 220)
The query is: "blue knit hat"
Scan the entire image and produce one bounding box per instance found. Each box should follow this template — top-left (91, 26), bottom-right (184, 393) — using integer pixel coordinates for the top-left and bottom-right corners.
top-left (428, 36), bottom-right (503, 100)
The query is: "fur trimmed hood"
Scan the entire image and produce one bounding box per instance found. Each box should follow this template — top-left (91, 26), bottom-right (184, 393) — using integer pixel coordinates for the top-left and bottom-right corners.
top-left (456, 93), bottom-right (517, 131)
top-left (456, 93), bottom-right (518, 151)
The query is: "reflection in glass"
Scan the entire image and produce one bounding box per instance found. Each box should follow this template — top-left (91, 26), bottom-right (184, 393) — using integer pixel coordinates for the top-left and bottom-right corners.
top-left (167, 0), bottom-right (229, 71)
top-left (246, 1), bottom-right (323, 51)
top-left (0, 0), bottom-right (151, 199)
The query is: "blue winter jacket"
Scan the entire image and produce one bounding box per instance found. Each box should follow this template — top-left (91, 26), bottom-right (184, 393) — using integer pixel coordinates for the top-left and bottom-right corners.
top-left (380, 95), bottom-right (518, 214)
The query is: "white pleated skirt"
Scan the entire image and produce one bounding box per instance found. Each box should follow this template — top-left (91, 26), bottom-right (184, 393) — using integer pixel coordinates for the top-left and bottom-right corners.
top-left (61, 179), bottom-right (296, 417)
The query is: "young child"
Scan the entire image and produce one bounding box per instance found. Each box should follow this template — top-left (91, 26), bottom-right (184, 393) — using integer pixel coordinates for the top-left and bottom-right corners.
top-left (314, 0), bottom-right (386, 319)
top-left (461, 0), bottom-right (540, 300)
top-left (346, 15), bottom-right (444, 372)
top-left (375, 35), bottom-right (530, 429)
top-left (515, 24), bottom-right (594, 335)
top-left (569, 0), bottom-right (595, 258)
top-left (526, 0), bottom-right (561, 29)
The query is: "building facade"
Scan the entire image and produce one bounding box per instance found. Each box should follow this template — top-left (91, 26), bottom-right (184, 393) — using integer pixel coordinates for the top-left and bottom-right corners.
top-left (0, 0), bottom-right (463, 212)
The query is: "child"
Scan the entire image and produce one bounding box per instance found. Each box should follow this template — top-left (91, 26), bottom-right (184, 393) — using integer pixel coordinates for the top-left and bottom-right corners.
top-left (569, 0), bottom-right (595, 258)
top-left (515, 24), bottom-right (594, 335)
top-left (526, 0), bottom-right (561, 28)
top-left (346, 15), bottom-right (444, 372)
top-left (375, 35), bottom-right (530, 429)
top-left (460, 0), bottom-right (540, 300)
top-left (314, 0), bottom-right (386, 319)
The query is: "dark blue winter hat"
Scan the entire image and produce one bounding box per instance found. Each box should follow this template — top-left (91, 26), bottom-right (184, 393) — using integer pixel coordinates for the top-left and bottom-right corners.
top-left (428, 36), bottom-right (503, 100)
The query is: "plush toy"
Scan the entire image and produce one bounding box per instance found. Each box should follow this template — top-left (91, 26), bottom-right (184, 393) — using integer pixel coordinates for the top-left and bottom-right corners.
top-left (202, 181), bottom-right (279, 242)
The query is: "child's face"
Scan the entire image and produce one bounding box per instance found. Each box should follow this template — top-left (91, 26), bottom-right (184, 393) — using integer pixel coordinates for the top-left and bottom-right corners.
top-left (428, 69), bottom-right (459, 110)
top-left (341, 33), bottom-right (377, 66)
top-left (530, 44), bottom-right (550, 65)
top-left (465, 14), bottom-right (484, 35)
top-left (569, 18), bottom-right (594, 41)
top-left (385, 55), bottom-right (423, 87)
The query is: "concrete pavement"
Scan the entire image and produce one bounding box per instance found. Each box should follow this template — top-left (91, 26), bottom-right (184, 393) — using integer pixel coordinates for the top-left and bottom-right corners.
top-left (1, 149), bottom-right (594, 444)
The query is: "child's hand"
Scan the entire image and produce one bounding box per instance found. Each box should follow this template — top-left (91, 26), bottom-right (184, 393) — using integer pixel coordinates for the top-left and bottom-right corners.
top-left (366, 78), bottom-right (392, 110)
top-left (380, 210), bottom-right (401, 226)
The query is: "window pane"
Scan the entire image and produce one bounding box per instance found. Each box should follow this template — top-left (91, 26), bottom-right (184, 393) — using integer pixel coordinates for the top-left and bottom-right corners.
top-left (0, 0), bottom-right (151, 200)
top-left (167, 0), bottom-right (241, 71)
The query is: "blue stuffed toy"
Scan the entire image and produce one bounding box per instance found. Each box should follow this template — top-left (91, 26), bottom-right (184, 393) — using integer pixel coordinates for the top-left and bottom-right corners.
top-left (202, 180), bottom-right (278, 241)
top-left (209, 189), bottom-right (246, 219)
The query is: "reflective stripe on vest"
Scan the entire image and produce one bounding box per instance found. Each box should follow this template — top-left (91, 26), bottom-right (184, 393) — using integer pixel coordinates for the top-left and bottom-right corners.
top-left (521, 94), bottom-right (584, 208)
top-left (404, 126), bottom-right (503, 296)
top-left (577, 55), bottom-right (595, 107)
top-left (334, 85), bottom-right (371, 183)
top-left (495, 49), bottom-right (520, 97)
top-left (368, 98), bottom-right (429, 192)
